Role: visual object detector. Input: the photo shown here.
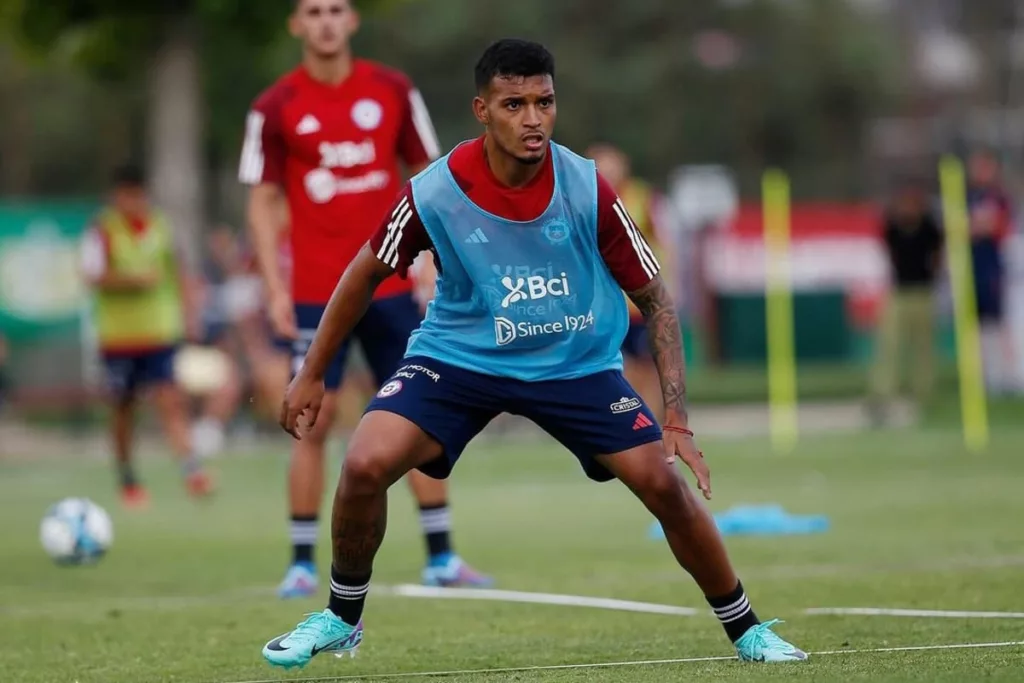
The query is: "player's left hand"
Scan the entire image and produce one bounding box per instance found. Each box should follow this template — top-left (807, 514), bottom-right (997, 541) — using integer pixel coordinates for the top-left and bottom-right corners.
top-left (664, 427), bottom-right (711, 500)
top-left (279, 371), bottom-right (325, 440)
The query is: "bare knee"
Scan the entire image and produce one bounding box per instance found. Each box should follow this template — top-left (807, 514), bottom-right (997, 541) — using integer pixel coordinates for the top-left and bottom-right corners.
top-left (638, 466), bottom-right (695, 521)
top-left (341, 446), bottom-right (397, 494)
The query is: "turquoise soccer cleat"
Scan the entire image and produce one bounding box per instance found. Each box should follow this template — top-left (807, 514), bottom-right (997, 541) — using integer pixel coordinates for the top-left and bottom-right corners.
top-left (263, 609), bottom-right (363, 669)
top-left (734, 619), bottom-right (808, 662)
top-left (421, 554), bottom-right (494, 587)
top-left (278, 562), bottom-right (318, 600)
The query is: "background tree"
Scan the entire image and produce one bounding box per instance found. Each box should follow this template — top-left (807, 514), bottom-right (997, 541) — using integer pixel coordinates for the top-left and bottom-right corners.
top-left (1, 0), bottom-right (913, 223)
top-left (5, 0), bottom-right (307, 263)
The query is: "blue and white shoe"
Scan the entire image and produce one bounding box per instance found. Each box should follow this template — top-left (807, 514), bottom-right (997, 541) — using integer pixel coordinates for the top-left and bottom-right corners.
top-left (263, 609), bottom-right (362, 669)
top-left (734, 619), bottom-right (808, 662)
top-left (421, 554), bottom-right (493, 587)
top-left (278, 562), bottom-right (318, 599)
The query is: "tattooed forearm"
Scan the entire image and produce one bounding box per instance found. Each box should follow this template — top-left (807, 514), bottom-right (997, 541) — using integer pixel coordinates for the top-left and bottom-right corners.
top-left (331, 498), bottom-right (388, 575)
top-left (627, 275), bottom-right (687, 423)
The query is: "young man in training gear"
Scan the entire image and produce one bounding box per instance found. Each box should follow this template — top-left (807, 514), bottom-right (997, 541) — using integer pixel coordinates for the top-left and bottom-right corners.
top-left (263, 39), bottom-right (807, 669)
top-left (239, 0), bottom-right (490, 599)
top-left (81, 164), bottom-right (214, 507)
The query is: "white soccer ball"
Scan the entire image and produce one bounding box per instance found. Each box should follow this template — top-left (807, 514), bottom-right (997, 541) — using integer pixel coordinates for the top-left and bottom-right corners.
top-left (39, 498), bottom-right (113, 565)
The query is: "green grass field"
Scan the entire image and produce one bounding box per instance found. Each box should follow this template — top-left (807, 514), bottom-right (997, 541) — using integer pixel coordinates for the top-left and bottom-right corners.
top-left (3, 425), bottom-right (1024, 682)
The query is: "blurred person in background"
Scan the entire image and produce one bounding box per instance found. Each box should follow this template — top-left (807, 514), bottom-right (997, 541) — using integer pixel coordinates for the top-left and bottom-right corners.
top-left (869, 177), bottom-right (943, 420)
top-left (80, 163), bottom-right (214, 507)
top-left (966, 150), bottom-right (1022, 394)
top-left (586, 143), bottom-right (673, 421)
top-left (238, 0), bottom-right (490, 599)
top-left (229, 221), bottom-right (295, 423)
top-left (190, 225), bottom-right (255, 457)
top-left (236, 229), bottom-right (296, 422)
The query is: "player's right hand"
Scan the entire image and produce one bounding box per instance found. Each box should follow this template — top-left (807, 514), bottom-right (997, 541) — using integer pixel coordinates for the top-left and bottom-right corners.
top-left (268, 289), bottom-right (298, 340)
top-left (280, 371), bottom-right (325, 440)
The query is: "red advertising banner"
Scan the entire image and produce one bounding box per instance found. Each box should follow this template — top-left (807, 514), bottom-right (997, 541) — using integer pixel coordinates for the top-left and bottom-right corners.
top-left (705, 203), bottom-right (888, 328)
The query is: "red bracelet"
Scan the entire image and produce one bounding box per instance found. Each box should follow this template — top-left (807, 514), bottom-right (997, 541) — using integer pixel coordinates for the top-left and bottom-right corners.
top-left (663, 425), bottom-right (694, 437)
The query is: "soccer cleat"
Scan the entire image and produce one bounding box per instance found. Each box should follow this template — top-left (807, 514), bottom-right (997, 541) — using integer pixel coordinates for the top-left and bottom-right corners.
top-left (263, 609), bottom-right (362, 669)
top-left (184, 469), bottom-right (215, 498)
top-left (421, 554), bottom-right (494, 587)
top-left (734, 619), bottom-right (808, 662)
top-left (278, 562), bottom-right (318, 599)
top-left (120, 485), bottom-right (149, 510)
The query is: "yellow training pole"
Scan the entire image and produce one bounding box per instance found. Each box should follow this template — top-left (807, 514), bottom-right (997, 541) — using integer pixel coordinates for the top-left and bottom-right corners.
top-left (938, 155), bottom-right (989, 453)
top-left (762, 169), bottom-right (798, 453)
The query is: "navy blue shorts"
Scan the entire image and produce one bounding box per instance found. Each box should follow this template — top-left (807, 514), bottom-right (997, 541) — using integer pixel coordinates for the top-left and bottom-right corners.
top-left (290, 293), bottom-right (421, 390)
top-left (621, 321), bottom-right (650, 359)
top-left (366, 355), bottom-right (663, 482)
top-left (974, 271), bottom-right (1005, 322)
top-left (102, 347), bottom-right (177, 400)
top-left (202, 321), bottom-right (231, 346)
top-left (973, 245), bottom-right (1006, 322)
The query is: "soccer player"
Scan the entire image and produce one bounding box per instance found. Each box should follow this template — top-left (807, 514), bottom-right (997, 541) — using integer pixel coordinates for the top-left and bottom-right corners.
top-left (80, 164), bottom-right (213, 507)
top-left (238, 0), bottom-right (490, 598)
top-left (966, 150), bottom-right (1021, 394)
top-left (263, 39), bottom-right (807, 668)
top-left (587, 143), bottom-right (673, 421)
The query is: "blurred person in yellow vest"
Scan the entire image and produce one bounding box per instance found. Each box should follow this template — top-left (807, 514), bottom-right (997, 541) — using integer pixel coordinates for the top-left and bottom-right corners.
top-left (80, 163), bottom-right (214, 507)
top-left (587, 143), bottom-right (674, 421)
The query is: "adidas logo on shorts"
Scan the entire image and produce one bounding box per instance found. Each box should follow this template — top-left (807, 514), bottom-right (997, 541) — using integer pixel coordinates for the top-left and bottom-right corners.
top-left (632, 413), bottom-right (654, 431)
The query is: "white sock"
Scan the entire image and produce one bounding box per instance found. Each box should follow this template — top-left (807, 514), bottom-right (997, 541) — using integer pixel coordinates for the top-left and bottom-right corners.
top-left (192, 418), bottom-right (226, 459)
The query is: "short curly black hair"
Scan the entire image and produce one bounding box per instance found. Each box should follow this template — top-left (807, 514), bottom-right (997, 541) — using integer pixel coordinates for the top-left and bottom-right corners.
top-left (292, 0), bottom-right (355, 10)
top-left (474, 39), bottom-right (555, 92)
top-left (111, 163), bottom-right (145, 189)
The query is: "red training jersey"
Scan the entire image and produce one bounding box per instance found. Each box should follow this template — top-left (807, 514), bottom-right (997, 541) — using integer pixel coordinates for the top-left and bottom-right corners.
top-left (239, 60), bottom-right (440, 303)
top-left (368, 136), bottom-right (660, 292)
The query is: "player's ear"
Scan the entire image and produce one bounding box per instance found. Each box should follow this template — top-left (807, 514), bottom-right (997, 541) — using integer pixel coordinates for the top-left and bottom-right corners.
top-left (346, 6), bottom-right (361, 35)
top-left (472, 96), bottom-right (489, 126)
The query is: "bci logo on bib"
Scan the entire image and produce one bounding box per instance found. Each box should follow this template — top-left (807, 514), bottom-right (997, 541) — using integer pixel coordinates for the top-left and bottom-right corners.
top-left (500, 273), bottom-right (570, 308)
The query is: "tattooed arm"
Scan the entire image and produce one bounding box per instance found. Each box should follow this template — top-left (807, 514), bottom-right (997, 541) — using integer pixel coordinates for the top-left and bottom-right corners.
top-left (627, 275), bottom-right (688, 427)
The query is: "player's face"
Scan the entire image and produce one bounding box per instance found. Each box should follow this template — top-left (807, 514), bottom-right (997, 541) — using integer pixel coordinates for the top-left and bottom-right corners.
top-left (112, 186), bottom-right (148, 218)
top-left (590, 148), bottom-right (629, 189)
top-left (207, 228), bottom-right (238, 269)
top-left (475, 74), bottom-right (556, 165)
top-left (291, 0), bottom-right (358, 59)
top-left (968, 153), bottom-right (999, 187)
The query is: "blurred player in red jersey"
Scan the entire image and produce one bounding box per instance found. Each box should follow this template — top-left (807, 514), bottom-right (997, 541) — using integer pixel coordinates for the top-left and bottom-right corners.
top-left (238, 0), bottom-right (490, 598)
top-left (586, 143), bottom-right (674, 421)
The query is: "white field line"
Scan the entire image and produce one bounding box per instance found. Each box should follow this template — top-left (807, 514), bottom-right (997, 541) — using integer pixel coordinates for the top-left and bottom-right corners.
top-left (627, 553), bottom-right (1024, 585)
top-left (221, 640), bottom-right (1024, 683)
top-left (380, 584), bottom-right (698, 616)
top-left (807, 607), bottom-right (1024, 619)
top-left (0, 584), bottom-right (696, 619)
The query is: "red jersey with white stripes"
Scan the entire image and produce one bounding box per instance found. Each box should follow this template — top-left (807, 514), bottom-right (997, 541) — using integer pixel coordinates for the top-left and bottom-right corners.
top-left (239, 61), bottom-right (440, 303)
top-left (369, 136), bottom-right (659, 292)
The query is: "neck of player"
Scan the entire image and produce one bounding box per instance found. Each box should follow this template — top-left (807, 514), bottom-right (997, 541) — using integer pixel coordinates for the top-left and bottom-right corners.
top-left (483, 135), bottom-right (545, 189)
top-left (303, 49), bottom-right (353, 86)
